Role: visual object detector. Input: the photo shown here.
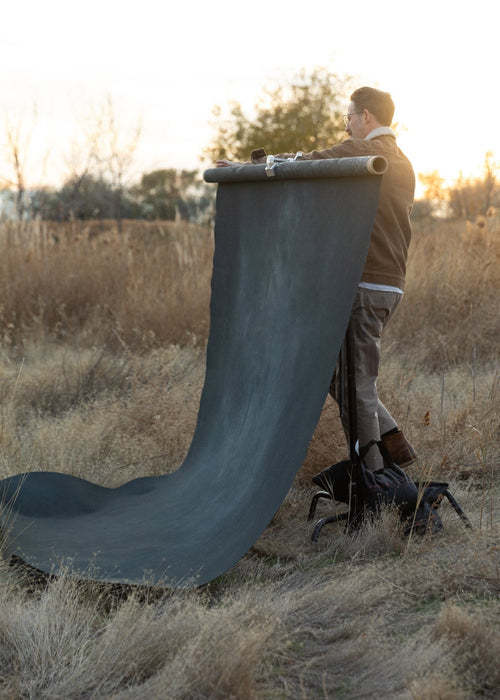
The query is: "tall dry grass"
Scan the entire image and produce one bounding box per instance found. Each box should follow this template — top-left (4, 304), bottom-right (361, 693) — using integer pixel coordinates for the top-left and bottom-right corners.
top-left (386, 209), bottom-right (499, 370)
top-left (0, 213), bottom-right (498, 697)
top-left (0, 219), bottom-right (213, 352)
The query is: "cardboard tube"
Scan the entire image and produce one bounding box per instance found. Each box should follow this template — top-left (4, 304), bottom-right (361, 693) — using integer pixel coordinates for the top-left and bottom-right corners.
top-left (204, 156), bottom-right (388, 183)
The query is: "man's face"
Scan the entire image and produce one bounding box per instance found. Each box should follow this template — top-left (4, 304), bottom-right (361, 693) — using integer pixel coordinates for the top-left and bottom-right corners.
top-left (344, 101), bottom-right (367, 138)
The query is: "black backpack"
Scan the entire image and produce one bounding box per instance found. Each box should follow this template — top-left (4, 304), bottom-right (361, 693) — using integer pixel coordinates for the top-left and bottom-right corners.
top-left (309, 441), bottom-right (471, 541)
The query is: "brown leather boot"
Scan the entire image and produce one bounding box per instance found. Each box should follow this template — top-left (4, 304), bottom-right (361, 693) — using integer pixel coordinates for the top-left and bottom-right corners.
top-left (381, 430), bottom-right (417, 467)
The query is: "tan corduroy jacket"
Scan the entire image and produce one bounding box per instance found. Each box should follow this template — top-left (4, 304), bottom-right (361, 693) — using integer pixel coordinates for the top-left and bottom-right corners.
top-left (250, 129), bottom-right (415, 290)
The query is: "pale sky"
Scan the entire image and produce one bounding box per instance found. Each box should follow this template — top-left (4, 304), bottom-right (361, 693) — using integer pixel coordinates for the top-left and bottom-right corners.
top-left (1, 0), bottom-right (498, 196)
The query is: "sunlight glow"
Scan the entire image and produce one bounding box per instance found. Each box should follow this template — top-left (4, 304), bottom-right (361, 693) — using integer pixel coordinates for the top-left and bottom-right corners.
top-left (1, 0), bottom-right (498, 195)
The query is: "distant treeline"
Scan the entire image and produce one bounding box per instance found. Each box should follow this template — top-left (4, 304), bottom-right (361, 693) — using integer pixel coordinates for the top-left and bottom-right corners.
top-left (2, 159), bottom-right (499, 226)
top-left (0, 169), bottom-right (216, 226)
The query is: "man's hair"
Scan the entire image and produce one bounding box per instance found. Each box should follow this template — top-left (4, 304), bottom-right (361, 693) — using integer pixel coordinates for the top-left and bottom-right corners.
top-left (350, 87), bottom-right (395, 126)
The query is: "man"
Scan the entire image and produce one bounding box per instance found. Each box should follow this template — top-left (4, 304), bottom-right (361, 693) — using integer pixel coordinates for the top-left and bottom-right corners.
top-left (217, 87), bottom-right (416, 471)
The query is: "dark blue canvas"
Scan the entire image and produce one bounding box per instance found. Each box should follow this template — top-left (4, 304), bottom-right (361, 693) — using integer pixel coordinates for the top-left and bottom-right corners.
top-left (0, 158), bottom-right (383, 587)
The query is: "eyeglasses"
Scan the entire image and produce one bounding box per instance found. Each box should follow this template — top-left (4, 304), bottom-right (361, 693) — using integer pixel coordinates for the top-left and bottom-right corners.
top-left (343, 112), bottom-right (362, 126)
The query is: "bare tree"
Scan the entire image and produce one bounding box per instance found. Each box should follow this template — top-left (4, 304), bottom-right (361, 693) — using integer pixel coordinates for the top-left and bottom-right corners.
top-left (90, 95), bottom-right (142, 232)
top-left (448, 152), bottom-right (499, 219)
top-left (3, 104), bottom-right (38, 220)
top-left (60, 115), bottom-right (101, 220)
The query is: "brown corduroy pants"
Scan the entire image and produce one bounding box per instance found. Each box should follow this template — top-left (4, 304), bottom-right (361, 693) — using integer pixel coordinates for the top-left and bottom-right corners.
top-left (330, 287), bottom-right (402, 471)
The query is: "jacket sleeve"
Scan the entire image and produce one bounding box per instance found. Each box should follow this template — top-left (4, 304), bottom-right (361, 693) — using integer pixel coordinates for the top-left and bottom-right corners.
top-left (250, 141), bottom-right (359, 163)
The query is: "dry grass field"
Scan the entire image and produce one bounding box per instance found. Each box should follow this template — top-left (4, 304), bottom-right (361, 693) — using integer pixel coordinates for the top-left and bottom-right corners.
top-left (0, 211), bottom-right (498, 698)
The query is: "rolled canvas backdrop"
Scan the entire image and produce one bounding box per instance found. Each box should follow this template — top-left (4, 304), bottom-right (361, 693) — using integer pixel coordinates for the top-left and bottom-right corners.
top-left (0, 157), bottom-right (384, 587)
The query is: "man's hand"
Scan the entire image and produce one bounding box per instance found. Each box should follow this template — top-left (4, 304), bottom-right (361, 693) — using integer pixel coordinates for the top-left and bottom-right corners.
top-left (216, 159), bottom-right (251, 168)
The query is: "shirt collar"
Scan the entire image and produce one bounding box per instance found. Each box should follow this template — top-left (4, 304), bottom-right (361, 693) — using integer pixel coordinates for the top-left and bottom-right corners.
top-left (364, 126), bottom-right (396, 140)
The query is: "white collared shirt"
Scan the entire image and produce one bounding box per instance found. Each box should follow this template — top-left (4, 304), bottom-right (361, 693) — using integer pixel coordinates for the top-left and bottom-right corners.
top-left (358, 281), bottom-right (404, 294)
top-left (364, 126), bottom-right (396, 140)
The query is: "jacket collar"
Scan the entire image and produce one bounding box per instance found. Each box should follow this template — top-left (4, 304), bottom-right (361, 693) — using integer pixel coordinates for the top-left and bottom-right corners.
top-left (365, 126), bottom-right (396, 140)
